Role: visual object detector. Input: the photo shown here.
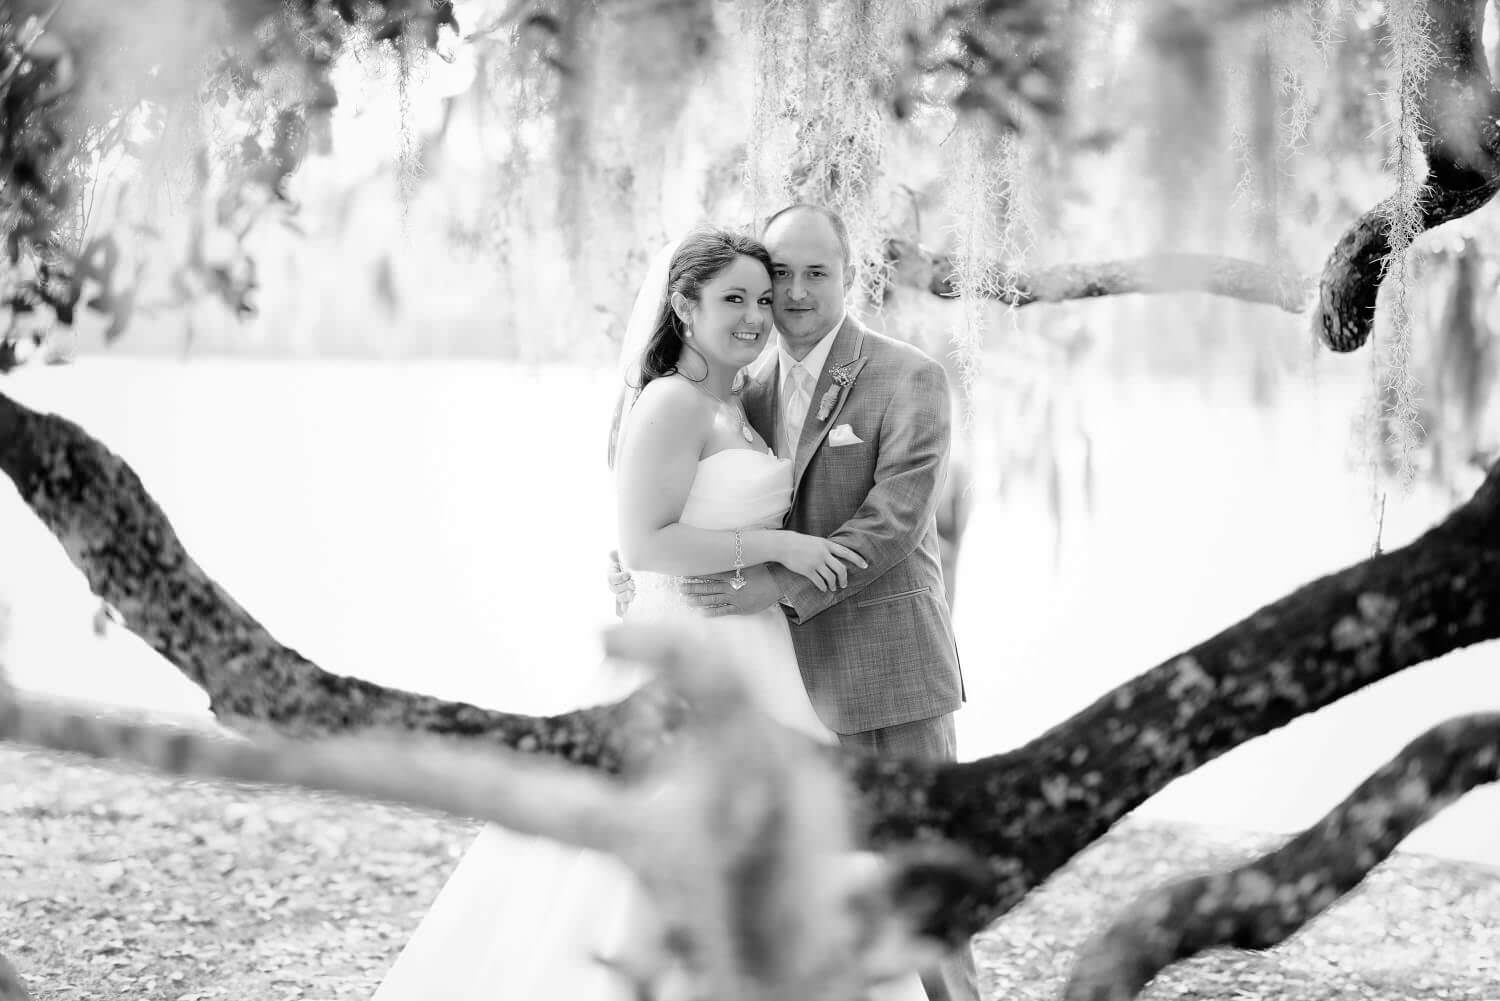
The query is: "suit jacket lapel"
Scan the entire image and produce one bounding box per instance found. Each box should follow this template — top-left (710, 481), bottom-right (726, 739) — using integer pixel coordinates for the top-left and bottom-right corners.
top-left (791, 317), bottom-right (867, 496)
top-left (742, 351), bottom-right (780, 450)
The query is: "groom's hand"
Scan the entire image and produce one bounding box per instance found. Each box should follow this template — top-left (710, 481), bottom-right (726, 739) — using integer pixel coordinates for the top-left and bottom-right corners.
top-left (678, 565), bottom-right (779, 617)
top-left (606, 549), bottom-right (635, 618)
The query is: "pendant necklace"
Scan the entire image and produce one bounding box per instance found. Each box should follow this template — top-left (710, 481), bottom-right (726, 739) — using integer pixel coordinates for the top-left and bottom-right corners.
top-left (694, 380), bottom-right (754, 444)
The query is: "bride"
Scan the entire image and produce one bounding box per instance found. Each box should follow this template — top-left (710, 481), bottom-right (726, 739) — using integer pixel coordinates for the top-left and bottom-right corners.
top-left (370, 229), bottom-right (922, 1001)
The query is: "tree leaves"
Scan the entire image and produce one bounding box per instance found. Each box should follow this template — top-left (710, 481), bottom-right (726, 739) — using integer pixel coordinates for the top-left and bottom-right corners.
top-left (0, 0), bottom-right (468, 366)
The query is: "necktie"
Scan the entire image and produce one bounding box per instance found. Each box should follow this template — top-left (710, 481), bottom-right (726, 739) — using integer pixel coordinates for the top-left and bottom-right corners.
top-left (782, 364), bottom-right (814, 460)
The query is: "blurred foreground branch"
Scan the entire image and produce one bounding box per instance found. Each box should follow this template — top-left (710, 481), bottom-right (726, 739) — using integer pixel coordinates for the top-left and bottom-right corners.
top-left (0, 686), bottom-right (635, 852)
top-left (0, 623), bottom-right (970, 1001)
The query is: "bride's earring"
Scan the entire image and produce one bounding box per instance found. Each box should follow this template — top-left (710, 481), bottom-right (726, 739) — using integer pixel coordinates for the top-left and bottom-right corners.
top-left (671, 292), bottom-right (695, 338)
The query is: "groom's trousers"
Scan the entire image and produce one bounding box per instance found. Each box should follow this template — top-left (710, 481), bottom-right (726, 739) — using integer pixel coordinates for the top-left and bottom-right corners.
top-left (838, 713), bottom-right (982, 1001)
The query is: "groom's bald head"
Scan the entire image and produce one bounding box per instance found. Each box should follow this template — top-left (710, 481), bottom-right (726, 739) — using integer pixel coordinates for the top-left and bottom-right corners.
top-left (762, 204), bottom-right (851, 268)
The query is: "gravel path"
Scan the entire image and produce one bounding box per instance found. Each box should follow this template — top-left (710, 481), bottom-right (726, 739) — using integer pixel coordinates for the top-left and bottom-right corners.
top-left (1, 746), bottom-right (1497, 1001)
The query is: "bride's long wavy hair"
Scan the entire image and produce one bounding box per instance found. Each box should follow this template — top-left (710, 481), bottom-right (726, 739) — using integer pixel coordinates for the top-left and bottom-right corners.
top-left (608, 228), bottom-right (773, 468)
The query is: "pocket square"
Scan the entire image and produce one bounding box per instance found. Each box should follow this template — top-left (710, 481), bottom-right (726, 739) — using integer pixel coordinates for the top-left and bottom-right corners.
top-left (828, 423), bottom-right (864, 447)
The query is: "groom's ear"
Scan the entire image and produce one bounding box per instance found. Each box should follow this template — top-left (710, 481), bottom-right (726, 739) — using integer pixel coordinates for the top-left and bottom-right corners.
top-left (670, 291), bottom-right (693, 325)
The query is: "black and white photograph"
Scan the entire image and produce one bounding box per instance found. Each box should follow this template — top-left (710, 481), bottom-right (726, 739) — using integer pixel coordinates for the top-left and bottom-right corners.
top-left (1, 1), bottom-right (1498, 999)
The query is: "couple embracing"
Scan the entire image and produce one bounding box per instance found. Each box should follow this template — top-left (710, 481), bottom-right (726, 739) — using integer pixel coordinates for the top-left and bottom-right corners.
top-left (373, 206), bottom-right (976, 1001)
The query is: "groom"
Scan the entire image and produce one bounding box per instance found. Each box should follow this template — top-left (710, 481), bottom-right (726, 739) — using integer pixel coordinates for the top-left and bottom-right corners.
top-left (613, 204), bottom-right (976, 1001)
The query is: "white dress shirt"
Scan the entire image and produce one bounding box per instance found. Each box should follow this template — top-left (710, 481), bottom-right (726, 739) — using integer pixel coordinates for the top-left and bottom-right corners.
top-left (775, 321), bottom-right (841, 459)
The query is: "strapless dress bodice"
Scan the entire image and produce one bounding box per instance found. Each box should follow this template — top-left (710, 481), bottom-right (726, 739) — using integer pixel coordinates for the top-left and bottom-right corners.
top-left (677, 447), bottom-right (792, 530)
top-left (631, 447), bottom-right (792, 595)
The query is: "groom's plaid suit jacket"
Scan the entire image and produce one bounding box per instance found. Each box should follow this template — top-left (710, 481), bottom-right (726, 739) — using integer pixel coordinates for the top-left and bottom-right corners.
top-left (742, 316), bottom-right (965, 736)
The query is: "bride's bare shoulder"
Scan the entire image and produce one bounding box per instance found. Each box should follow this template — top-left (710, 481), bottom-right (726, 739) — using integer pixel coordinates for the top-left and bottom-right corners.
top-left (617, 376), bottom-right (714, 465)
top-left (632, 374), bottom-right (711, 420)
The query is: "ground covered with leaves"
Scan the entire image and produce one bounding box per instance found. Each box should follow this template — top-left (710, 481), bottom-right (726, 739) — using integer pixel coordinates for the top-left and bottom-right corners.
top-left (1, 744), bottom-right (1497, 1001)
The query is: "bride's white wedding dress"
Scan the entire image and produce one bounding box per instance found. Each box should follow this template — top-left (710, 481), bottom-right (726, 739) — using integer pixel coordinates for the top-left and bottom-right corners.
top-left (370, 447), bottom-right (924, 1001)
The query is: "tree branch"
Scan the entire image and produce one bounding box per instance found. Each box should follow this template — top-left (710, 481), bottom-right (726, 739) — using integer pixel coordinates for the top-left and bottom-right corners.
top-left (1060, 712), bottom-right (1500, 1001)
top-left (894, 0), bottom-right (1500, 349)
top-left (4, 387), bottom-right (1500, 949)
top-left (1314, 0), bottom-right (1500, 352)
top-left (850, 458), bottom-right (1500, 939)
top-left (0, 389), bottom-right (683, 771)
top-left (0, 685), bottom-right (636, 853)
top-left (0, 622), bottom-right (975, 1001)
top-left (884, 239), bottom-right (1314, 312)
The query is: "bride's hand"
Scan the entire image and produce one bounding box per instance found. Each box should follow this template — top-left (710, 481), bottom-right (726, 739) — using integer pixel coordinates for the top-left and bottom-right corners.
top-left (773, 532), bottom-right (868, 592)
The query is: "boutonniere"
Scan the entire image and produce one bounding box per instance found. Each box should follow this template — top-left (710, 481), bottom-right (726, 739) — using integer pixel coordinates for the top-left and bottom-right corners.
top-left (816, 362), bottom-right (859, 421)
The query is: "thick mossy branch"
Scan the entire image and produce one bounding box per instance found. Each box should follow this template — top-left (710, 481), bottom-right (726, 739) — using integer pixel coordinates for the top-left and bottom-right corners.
top-left (1315, 0), bottom-right (1500, 352)
top-left (1060, 712), bottom-right (1500, 1001)
top-left (3, 388), bottom-right (1500, 947)
top-left (850, 459), bottom-right (1500, 938)
top-left (0, 390), bottom-right (682, 771)
top-left (884, 239), bottom-right (1314, 312)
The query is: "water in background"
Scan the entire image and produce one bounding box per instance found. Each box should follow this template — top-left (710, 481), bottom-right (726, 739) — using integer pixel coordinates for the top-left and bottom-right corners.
top-left (1, 357), bottom-right (1495, 865)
